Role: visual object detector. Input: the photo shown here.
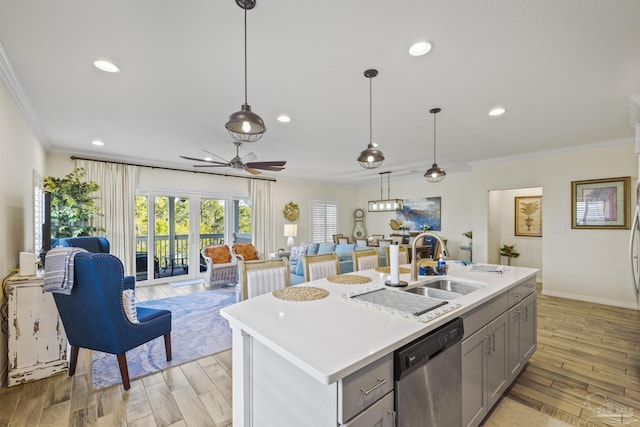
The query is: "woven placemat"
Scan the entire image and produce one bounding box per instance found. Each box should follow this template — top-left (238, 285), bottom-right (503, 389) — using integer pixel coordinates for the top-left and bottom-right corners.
top-left (272, 286), bottom-right (329, 301)
top-left (326, 274), bottom-right (372, 285)
top-left (375, 266), bottom-right (411, 274)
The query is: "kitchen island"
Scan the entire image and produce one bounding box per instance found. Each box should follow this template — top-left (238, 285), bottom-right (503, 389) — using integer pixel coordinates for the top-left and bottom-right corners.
top-left (221, 262), bottom-right (538, 427)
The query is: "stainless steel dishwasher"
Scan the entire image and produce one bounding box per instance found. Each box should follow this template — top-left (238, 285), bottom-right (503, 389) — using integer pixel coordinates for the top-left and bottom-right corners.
top-left (394, 317), bottom-right (464, 427)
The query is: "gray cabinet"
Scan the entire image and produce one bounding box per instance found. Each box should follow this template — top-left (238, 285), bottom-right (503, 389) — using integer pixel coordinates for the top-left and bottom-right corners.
top-left (342, 392), bottom-right (394, 427)
top-left (508, 292), bottom-right (537, 382)
top-left (462, 312), bottom-right (508, 427)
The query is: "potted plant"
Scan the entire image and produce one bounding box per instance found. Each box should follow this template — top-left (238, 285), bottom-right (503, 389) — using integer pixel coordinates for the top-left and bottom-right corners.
top-left (43, 167), bottom-right (104, 239)
top-left (499, 244), bottom-right (520, 266)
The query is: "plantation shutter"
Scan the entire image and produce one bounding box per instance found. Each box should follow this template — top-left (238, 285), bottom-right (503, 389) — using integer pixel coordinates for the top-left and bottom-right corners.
top-left (312, 200), bottom-right (338, 243)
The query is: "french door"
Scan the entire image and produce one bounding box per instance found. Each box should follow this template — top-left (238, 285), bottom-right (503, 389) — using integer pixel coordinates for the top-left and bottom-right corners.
top-left (135, 193), bottom-right (234, 284)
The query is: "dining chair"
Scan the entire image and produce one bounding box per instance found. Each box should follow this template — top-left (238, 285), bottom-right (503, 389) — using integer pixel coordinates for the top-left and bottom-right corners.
top-left (237, 258), bottom-right (290, 301)
top-left (355, 239), bottom-right (368, 247)
top-left (377, 239), bottom-right (393, 248)
top-left (301, 253), bottom-right (340, 282)
top-left (333, 234), bottom-right (345, 244)
top-left (383, 246), bottom-right (410, 265)
top-left (352, 248), bottom-right (381, 271)
top-left (337, 236), bottom-right (350, 245)
top-left (51, 252), bottom-right (172, 390)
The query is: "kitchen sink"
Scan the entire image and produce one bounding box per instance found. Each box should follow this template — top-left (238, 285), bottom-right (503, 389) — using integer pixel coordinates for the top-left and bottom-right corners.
top-left (404, 279), bottom-right (485, 299)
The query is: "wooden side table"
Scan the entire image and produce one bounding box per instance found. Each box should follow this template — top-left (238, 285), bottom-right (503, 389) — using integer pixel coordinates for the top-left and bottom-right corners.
top-left (5, 273), bottom-right (68, 386)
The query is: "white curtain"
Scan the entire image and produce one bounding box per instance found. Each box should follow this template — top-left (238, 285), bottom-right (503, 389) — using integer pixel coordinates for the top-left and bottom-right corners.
top-left (76, 160), bottom-right (138, 275)
top-left (250, 179), bottom-right (273, 257)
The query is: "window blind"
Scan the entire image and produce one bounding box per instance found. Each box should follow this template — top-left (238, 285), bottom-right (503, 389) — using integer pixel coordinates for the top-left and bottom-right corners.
top-left (311, 200), bottom-right (338, 243)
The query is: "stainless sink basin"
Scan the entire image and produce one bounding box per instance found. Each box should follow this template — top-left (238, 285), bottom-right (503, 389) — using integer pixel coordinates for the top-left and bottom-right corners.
top-left (404, 279), bottom-right (485, 299)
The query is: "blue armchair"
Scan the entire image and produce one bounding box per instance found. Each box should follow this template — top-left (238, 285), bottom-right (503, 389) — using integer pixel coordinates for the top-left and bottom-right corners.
top-left (53, 236), bottom-right (110, 253)
top-left (52, 252), bottom-right (172, 390)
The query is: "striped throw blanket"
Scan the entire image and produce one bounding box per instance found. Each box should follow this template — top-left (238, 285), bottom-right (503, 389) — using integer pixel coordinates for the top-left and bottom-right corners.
top-left (43, 247), bottom-right (88, 294)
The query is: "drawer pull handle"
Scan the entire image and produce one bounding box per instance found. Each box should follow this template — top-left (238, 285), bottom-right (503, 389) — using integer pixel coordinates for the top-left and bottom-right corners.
top-left (361, 377), bottom-right (387, 395)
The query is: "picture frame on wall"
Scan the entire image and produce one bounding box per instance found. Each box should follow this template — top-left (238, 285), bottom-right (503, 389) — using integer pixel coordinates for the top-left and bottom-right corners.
top-left (515, 196), bottom-right (542, 237)
top-left (571, 176), bottom-right (631, 229)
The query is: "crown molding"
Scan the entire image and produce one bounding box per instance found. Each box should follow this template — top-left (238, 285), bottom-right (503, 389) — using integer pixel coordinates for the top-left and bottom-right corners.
top-left (0, 41), bottom-right (48, 147)
top-left (468, 137), bottom-right (634, 168)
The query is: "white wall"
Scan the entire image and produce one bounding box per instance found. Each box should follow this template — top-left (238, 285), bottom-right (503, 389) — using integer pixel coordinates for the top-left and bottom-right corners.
top-left (355, 173), bottom-right (474, 260)
top-left (488, 187), bottom-right (543, 281)
top-left (0, 79), bottom-right (47, 380)
top-left (472, 142), bottom-right (637, 308)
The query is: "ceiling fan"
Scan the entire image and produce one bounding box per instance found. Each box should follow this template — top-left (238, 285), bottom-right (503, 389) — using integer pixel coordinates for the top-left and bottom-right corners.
top-left (180, 141), bottom-right (286, 175)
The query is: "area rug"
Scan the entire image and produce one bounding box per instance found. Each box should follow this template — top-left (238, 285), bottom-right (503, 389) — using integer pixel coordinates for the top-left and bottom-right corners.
top-left (482, 397), bottom-right (573, 427)
top-left (92, 286), bottom-right (236, 390)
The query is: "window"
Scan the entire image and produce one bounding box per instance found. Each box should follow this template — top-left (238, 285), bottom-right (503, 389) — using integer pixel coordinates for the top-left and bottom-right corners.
top-left (312, 200), bottom-right (338, 243)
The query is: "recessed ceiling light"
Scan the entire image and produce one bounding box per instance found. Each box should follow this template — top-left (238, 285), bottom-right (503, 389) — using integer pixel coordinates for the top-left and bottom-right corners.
top-left (489, 106), bottom-right (506, 116)
top-left (277, 114), bottom-right (291, 123)
top-left (91, 139), bottom-right (104, 146)
top-left (94, 60), bottom-right (120, 73)
top-left (204, 157), bottom-right (213, 161)
top-left (409, 41), bottom-right (432, 57)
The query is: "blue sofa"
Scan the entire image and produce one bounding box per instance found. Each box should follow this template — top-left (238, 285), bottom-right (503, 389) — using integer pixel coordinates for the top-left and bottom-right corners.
top-left (277, 242), bottom-right (387, 285)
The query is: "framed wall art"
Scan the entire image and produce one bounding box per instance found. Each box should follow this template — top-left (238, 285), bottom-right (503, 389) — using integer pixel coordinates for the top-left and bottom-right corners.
top-left (571, 176), bottom-right (630, 229)
top-left (515, 196), bottom-right (542, 237)
top-left (396, 197), bottom-right (441, 231)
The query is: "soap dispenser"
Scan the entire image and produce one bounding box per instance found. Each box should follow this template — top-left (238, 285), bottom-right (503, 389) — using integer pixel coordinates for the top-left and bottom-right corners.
top-left (437, 253), bottom-right (446, 275)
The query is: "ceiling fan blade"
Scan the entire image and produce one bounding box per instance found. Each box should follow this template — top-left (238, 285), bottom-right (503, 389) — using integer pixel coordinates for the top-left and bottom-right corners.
top-left (179, 155), bottom-right (227, 165)
top-left (244, 166), bottom-right (262, 175)
top-left (246, 161), bottom-right (287, 168)
top-left (193, 164), bottom-right (231, 168)
top-left (202, 149), bottom-right (230, 164)
top-left (250, 165), bottom-right (285, 172)
top-left (241, 152), bottom-right (258, 163)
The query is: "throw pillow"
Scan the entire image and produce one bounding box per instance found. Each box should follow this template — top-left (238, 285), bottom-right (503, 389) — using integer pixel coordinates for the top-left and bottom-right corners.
top-left (289, 245), bottom-right (306, 263)
top-left (206, 245), bottom-right (231, 263)
top-left (317, 243), bottom-right (336, 254)
top-left (234, 243), bottom-right (258, 261)
top-left (335, 243), bottom-right (356, 253)
top-left (122, 289), bottom-right (139, 324)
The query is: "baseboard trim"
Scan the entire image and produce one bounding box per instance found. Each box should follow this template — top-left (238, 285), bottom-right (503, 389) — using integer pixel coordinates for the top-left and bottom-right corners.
top-left (541, 289), bottom-right (640, 310)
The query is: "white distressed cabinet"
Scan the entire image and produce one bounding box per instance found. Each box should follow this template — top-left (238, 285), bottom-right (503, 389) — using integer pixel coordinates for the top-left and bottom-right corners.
top-left (6, 274), bottom-right (68, 386)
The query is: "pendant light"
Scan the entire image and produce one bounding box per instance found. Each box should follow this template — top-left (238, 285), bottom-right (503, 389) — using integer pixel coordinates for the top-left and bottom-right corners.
top-left (225, 0), bottom-right (266, 143)
top-left (357, 69), bottom-right (385, 169)
top-left (425, 107), bottom-right (446, 183)
top-left (368, 171), bottom-right (403, 212)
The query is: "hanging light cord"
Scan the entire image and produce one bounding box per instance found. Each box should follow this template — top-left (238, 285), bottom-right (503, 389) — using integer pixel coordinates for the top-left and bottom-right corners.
top-left (243, 7), bottom-right (248, 105)
top-left (432, 111), bottom-right (437, 163)
top-left (380, 172), bottom-right (383, 200)
top-left (369, 76), bottom-right (373, 145)
top-left (387, 172), bottom-right (391, 199)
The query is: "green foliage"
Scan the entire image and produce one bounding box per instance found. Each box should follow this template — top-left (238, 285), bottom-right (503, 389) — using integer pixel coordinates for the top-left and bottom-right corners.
top-left (462, 230), bottom-right (473, 239)
top-left (43, 167), bottom-right (104, 238)
top-left (499, 244), bottom-right (520, 266)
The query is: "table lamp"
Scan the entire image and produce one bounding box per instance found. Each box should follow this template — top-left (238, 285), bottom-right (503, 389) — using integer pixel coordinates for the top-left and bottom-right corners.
top-left (284, 224), bottom-right (297, 249)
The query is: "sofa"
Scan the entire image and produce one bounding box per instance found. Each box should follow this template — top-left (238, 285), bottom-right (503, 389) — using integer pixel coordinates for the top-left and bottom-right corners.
top-left (275, 242), bottom-right (387, 285)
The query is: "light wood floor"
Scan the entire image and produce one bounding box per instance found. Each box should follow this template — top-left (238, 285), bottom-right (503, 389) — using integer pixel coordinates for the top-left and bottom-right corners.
top-left (1, 283), bottom-right (638, 426)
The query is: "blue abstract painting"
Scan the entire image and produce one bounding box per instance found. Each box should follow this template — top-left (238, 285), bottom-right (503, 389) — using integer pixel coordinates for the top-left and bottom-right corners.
top-left (396, 197), bottom-right (441, 231)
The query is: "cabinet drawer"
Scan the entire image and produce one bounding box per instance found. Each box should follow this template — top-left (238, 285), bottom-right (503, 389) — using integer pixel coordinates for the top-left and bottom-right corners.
top-left (508, 278), bottom-right (536, 306)
top-left (338, 353), bottom-right (393, 423)
top-left (461, 292), bottom-right (508, 339)
top-left (342, 391), bottom-right (395, 427)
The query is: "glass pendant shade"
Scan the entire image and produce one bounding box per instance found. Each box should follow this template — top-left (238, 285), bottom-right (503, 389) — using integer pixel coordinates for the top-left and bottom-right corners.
top-left (226, 104), bottom-right (266, 143)
top-left (425, 164), bottom-right (446, 183)
top-left (357, 69), bottom-right (384, 169)
top-left (357, 143), bottom-right (385, 169)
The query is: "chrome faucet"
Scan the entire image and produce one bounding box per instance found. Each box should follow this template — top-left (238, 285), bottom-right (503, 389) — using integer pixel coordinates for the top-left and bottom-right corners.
top-left (411, 232), bottom-right (448, 281)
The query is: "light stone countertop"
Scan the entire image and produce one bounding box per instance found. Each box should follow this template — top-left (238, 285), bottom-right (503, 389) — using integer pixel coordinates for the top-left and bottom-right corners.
top-left (221, 262), bottom-right (537, 385)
